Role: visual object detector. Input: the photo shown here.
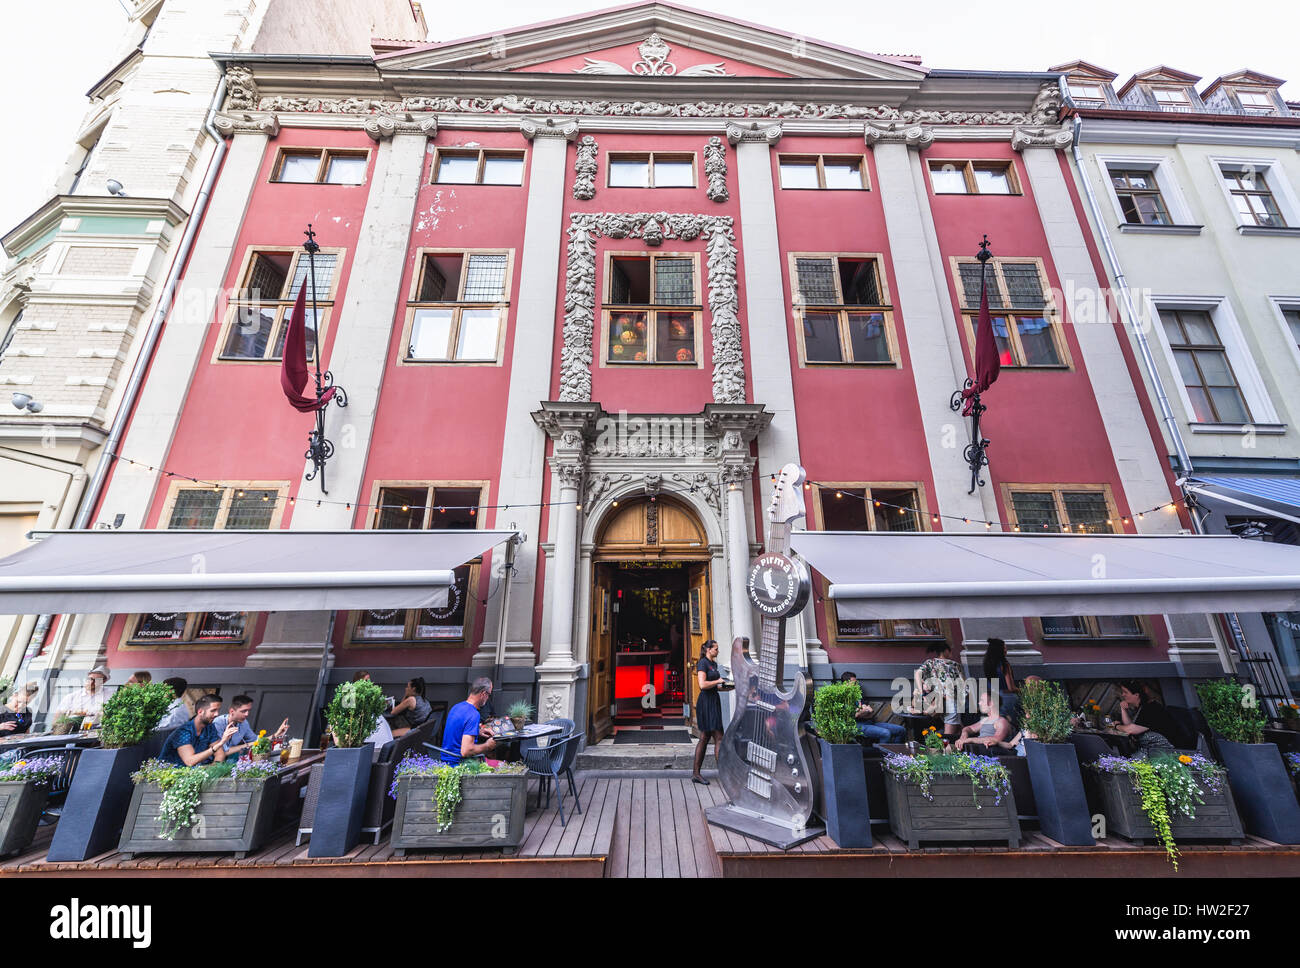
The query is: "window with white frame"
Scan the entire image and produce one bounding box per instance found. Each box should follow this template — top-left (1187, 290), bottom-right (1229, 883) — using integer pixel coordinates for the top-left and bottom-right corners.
top-left (405, 252), bottom-right (510, 363)
top-left (1068, 82), bottom-right (1107, 106)
top-left (1109, 168), bottom-right (1172, 225)
top-left (1234, 89), bottom-right (1279, 116)
top-left (1284, 308), bottom-right (1300, 353)
top-left (1160, 309), bottom-right (1252, 424)
top-left (1220, 166), bottom-right (1287, 227)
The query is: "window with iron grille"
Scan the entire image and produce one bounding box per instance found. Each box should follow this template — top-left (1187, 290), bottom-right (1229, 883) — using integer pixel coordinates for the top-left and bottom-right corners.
top-left (1159, 309), bottom-right (1252, 424)
top-left (816, 485), bottom-right (942, 640)
top-left (221, 250), bottom-right (337, 362)
top-left (406, 252), bottom-right (511, 363)
top-left (954, 258), bottom-right (1063, 367)
top-left (604, 255), bottom-right (700, 365)
top-left (352, 484), bottom-right (483, 643)
top-left (127, 484), bottom-right (286, 645)
top-left (793, 255), bottom-right (892, 365)
top-left (1006, 486), bottom-right (1143, 639)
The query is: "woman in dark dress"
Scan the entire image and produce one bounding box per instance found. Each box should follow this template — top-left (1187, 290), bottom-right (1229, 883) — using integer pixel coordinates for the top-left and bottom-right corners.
top-left (982, 638), bottom-right (1019, 723)
top-left (693, 639), bottom-right (725, 785)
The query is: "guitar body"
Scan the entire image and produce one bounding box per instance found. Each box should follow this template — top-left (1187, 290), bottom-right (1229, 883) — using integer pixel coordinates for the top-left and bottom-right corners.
top-left (717, 639), bottom-right (815, 831)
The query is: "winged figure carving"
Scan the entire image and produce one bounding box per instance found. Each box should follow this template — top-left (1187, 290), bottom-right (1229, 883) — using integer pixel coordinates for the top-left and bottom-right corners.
top-left (577, 32), bottom-right (732, 77)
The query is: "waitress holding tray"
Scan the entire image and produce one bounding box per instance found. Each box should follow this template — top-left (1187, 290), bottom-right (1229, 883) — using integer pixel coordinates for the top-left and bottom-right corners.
top-left (692, 639), bottom-right (726, 785)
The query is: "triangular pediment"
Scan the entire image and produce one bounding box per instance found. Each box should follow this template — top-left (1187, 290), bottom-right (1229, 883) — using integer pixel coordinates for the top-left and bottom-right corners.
top-left (377, 2), bottom-right (927, 81)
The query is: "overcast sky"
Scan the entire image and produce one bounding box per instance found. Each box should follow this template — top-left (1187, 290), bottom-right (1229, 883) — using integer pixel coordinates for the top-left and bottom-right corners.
top-left (2, 0), bottom-right (1297, 236)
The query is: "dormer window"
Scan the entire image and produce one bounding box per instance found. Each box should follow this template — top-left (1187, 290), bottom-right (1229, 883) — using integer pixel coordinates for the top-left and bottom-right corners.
top-left (1068, 82), bottom-right (1106, 106)
top-left (1151, 87), bottom-right (1192, 110)
top-left (1235, 89), bottom-right (1278, 115)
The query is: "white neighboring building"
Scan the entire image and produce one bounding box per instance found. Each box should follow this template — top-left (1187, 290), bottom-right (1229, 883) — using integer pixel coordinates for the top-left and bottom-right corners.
top-left (0, 0), bottom-right (426, 682)
top-left (1060, 61), bottom-right (1300, 701)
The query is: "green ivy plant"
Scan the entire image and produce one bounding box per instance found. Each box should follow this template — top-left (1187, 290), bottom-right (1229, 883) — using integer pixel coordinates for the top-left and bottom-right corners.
top-left (100, 681), bottom-right (176, 749)
top-left (1019, 679), bottom-right (1075, 745)
top-left (325, 679), bottom-right (386, 748)
top-left (1195, 679), bottom-right (1266, 745)
top-left (1129, 760), bottom-right (1177, 868)
top-left (811, 681), bottom-right (862, 745)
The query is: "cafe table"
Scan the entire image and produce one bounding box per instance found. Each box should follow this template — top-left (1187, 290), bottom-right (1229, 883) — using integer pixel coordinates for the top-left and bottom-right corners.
top-left (0, 729), bottom-right (101, 754)
top-left (1072, 727), bottom-right (1135, 756)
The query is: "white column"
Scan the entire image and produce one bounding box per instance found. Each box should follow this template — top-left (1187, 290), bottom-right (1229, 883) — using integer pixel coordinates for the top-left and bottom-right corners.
top-left (536, 460), bottom-right (583, 722)
top-left (476, 118), bottom-right (578, 670)
top-left (724, 475), bottom-right (755, 650)
top-left (51, 121), bottom-right (275, 671)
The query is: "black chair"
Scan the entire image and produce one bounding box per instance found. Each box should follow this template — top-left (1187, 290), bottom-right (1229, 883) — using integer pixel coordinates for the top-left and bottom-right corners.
top-left (522, 732), bottom-right (584, 826)
top-left (37, 746), bottom-right (83, 825)
top-left (1067, 732), bottom-right (1114, 765)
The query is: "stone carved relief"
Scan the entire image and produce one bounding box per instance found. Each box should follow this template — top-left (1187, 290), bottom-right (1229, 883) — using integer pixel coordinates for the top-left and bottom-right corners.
top-left (554, 460), bottom-right (585, 489)
top-left (646, 501), bottom-right (659, 544)
top-left (725, 121), bottom-right (783, 146)
top-left (1010, 124), bottom-right (1075, 151)
top-left (561, 212), bottom-right (744, 405)
top-left (670, 472), bottom-right (722, 516)
top-left (212, 113), bottom-right (281, 138)
top-left (573, 135), bottom-right (599, 200)
top-left (864, 121), bottom-right (934, 149)
top-left (1030, 83), bottom-right (1064, 125)
top-left (253, 91), bottom-right (1053, 127)
top-left (704, 137), bottom-right (729, 202)
top-left (578, 33), bottom-right (732, 77)
top-left (224, 66), bottom-right (258, 112)
top-left (363, 114), bottom-right (437, 140)
top-left (520, 117), bottom-right (580, 141)
top-left (720, 462), bottom-right (755, 484)
top-left (584, 471), bottom-right (631, 508)
top-left (643, 474), bottom-right (663, 498)
top-left (542, 691), bottom-right (565, 720)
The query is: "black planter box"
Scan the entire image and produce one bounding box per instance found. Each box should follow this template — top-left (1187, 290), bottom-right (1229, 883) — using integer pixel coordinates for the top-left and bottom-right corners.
top-left (884, 771), bottom-right (1019, 849)
top-left (1090, 769), bottom-right (1244, 844)
top-left (0, 781), bottom-right (47, 857)
top-left (117, 777), bottom-right (280, 859)
top-left (307, 744), bottom-right (372, 858)
top-left (1026, 741), bottom-right (1095, 846)
top-left (819, 740), bottom-right (871, 848)
top-left (390, 773), bottom-right (527, 855)
top-left (1217, 739), bottom-right (1300, 844)
top-left (46, 745), bottom-right (148, 862)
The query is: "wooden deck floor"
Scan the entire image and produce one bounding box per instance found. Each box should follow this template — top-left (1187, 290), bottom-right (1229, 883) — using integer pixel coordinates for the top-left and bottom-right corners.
top-left (3, 772), bottom-right (1296, 877)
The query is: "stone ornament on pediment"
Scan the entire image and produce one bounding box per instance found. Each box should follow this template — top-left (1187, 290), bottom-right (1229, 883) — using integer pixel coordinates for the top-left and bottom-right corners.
top-left (1030, 83), bottom-right (1064, 125)
top-left (864, 120), bottom-right (934, 149)
top-left (725, 121), bottom-right (783, 146)
top-left (1010, 124), bottom-right (1075, 151)
top-left (212, 112), bottom-right (281, 138)
top-left (561, 212), bottom-right (744, 405)
top-left (363, 114), bottom-right (438, 140)
top-left (520, 117), bottom-right (580, 141)
top-left (573, 135), bottom-right (599, 200)
top-left (577, 33), bottom-right (732, 78)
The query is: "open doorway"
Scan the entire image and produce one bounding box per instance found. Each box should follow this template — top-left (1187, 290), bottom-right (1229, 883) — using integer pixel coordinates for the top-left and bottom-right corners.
top-left (586, 497), bottom-right (711, 743)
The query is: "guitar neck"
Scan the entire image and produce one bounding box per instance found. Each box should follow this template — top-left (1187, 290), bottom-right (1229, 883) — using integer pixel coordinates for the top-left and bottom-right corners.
top-left (758, 615), bottom-right (785, 690)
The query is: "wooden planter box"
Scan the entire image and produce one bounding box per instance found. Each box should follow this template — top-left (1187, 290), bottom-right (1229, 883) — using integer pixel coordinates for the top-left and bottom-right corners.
top-left (884, 771), bottom-right (1020, 849)
top-left (1090, 769), bottom-right (1244, 845)
top-left (117, 777), bottom-right (280, 859)
top-left (390, 773), bottom-right (527, 856)
top-left (0, 780), bottom-right (47, 857)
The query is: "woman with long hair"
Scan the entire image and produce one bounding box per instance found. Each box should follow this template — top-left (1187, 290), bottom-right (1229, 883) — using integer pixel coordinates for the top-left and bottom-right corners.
top-left (982, 637), bottom-right (1019, 721)
top-left (692, 639), bottom-right (727, 785)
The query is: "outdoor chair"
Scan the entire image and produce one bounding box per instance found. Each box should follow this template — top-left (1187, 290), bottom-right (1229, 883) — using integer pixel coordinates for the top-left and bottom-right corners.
top-left (36, 746), bottom-right (83, 825)
top-left (1067, 731), bottom-right (1114, 765)
top-left (522, 731), bottom-right (585, 826)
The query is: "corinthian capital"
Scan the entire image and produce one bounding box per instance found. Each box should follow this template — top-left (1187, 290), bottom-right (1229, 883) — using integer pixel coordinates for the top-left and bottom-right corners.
top-left (521, 117), bottom-right (580, 141)
top-left (1011, 124), bottom-right (1074, 151)
top-left (863, 120), bottom-right (934, 149)
top-left (212, 112), bottom-right (281, 138)
top-left (725, 121), bottom-right (783, 146)
top-left (552, 459), bottom-right (586, 490)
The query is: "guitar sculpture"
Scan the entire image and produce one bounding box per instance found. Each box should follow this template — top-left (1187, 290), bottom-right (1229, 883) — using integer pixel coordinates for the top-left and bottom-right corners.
top-left (715, 463), bottom-right (816, 835)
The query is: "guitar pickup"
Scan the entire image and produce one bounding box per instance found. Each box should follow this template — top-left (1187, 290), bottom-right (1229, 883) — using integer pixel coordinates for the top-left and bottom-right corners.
top-left (752, 699), bottom-right (776, 712)
top-left (747, 742), bottom-right (777, 772)
top-left (746, 771), bottom-right (772, 799)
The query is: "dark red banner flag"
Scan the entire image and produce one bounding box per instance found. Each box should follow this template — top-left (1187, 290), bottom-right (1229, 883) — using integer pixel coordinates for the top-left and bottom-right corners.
top-left (961, 278), bottom-right (1000, 415)
top-left (280, 282), bottom-right (335, 414)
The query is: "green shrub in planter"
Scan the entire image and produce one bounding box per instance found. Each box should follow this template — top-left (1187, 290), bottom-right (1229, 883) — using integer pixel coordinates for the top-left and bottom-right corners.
top-left (325, 680), bottom-right (386, 748)
top-left (811, 681), bottom-right (861, 745)
top-left (100, 681), bottom-right (176, 749)
top-left (1195, 679), bottom-right (1266, 745)
top-left (1019, 679), bottom-right (1074, 744)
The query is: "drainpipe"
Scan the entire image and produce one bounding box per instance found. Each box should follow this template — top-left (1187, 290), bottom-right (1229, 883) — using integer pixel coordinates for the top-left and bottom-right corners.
top-left (26, 76), bottom-right (231, 685)
top-left (1066, 86), bottom-right (1238, 674)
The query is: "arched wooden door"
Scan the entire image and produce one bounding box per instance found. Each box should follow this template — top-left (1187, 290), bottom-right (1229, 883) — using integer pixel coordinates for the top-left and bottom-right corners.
top-left (587, 497), bottom-right (710, 742)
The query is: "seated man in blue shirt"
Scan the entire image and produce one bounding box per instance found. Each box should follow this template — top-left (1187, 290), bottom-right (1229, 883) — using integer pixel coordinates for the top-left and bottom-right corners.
top-left (439, 677), bottom-right (498, 765)
top-left (159, 695), bottom-right (239, 768)
top-left (213, 695), bottom-right (289, 759)
top-left (841, 672), bottom-right (906, 746)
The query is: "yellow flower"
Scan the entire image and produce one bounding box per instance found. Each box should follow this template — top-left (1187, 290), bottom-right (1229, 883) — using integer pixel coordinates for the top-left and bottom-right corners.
top-left (258, 730), bottom-right (266, 738)
top-left (14, 761), bottom-right (25, 768)
top-left (1179, 755), bottom-right (1192, 764)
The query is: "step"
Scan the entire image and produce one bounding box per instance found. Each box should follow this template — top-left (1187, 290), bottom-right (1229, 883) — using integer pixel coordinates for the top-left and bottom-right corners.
top-left (575, 739), bottom-right (715, 772)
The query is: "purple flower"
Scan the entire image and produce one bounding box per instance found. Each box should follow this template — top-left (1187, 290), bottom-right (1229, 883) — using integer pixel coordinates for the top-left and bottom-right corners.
top-left (0, 755), bottom-right (62, 783)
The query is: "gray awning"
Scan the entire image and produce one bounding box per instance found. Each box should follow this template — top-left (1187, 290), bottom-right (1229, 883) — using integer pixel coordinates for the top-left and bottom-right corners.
top-left (1183, 475), bottom-right (1300, 526)
top-left (790, 530), bottom-right (1300, 620)
top-left (0, 529), bottom-right (517, 615)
